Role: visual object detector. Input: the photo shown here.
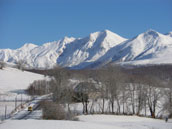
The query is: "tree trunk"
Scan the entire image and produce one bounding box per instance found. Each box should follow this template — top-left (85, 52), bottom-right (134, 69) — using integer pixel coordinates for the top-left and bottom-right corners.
top-left (111, 101), bottom-right (114, 114)
top-left (85, 101), bottom-right (88, 114)
top-left (102, 98), bottom-right (105, 114)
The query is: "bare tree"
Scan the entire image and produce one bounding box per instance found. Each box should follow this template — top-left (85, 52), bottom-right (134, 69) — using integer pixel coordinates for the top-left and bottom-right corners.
top-left (50, 67), bottom-right (70, 102)
top-left (91, 68), bottom-right (108, 114)
top-left (74, 82), bottom-right (95, 114)
top-left (48, 66), bottom-right (76, 114)
top-left (120, 84), bottom-right (128, 114)
top-left (27, 80), bottom-right (50, 96)
top-left (136, 84), bottom-right (147, 115)
top-left (102, 65), bottom-right (124, 114)
top-left (16, 60), bottom-right (27, 70)
top-left (144, 77), bottom-right (162, 118)
top-left (163, 80), bottom-right (172, 118)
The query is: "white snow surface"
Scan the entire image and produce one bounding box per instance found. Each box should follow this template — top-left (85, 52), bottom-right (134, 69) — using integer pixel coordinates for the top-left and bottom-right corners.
top-left (0, 29), bottom-right (172, 69)
top-left (1, 115), bottom-right (172, 129)
top-left (0, 67), bottom-right (44, 93)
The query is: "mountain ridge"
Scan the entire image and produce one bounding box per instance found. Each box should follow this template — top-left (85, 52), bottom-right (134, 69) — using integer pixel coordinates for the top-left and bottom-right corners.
top-left (0, 29), bottom-right (172, 69)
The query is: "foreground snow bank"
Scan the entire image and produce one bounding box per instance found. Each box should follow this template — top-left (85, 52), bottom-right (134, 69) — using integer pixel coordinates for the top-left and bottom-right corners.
top-left (78, 115), bottom-right (172, 129)
top-left (1, 115), bottom-right (172, 129)
top-left (0, 119), bottom-right (123, 129)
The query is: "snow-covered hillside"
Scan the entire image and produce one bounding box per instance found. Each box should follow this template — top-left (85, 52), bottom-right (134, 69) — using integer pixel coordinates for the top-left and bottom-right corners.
top-left (0, 67), bottom-right (44, 94)
top-left (0, 29), bottom-right (172, 69)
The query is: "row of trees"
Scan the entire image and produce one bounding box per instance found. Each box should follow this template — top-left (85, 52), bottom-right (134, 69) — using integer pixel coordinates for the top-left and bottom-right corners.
top-left (0, 60), bottom-right (27, 70)
top-left (27, 65), bottom-right (172, 118)
top-left (74, 66), bottom-right (172, 117)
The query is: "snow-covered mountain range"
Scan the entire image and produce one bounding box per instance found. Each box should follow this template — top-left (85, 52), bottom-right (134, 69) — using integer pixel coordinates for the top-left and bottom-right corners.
top-left (0, 29), bottom-right (172, 69)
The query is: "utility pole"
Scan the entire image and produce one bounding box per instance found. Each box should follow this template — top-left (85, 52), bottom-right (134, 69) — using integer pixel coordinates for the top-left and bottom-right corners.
top-left (5, 105), bottom-right (7, 119)
top-left (15, 96), bottom-right (17, 110)
top-left (21, 93), bottom-right (23, 108)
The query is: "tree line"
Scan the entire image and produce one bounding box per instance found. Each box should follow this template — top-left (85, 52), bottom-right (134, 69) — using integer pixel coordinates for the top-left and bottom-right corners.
top-left (27, 65), bottom-right (172, 119)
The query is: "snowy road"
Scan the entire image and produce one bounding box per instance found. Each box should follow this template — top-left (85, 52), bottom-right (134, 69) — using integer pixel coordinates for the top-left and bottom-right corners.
top-left (11, 103), bottom-right (40, 120)
top-left (24, 110), bottom-right (42, 119)
top-left (11, 94), bottom-right (51, 120)
top-left (12, 103), bottom-right (41, 120)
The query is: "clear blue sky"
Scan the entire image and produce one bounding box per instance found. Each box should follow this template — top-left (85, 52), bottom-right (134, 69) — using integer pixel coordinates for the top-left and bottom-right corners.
top-left (0, 0), bottom-right (172, 49)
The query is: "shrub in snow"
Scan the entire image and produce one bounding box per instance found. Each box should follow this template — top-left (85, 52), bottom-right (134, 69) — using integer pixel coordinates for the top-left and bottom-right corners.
top-left (41, 101), bottom-right (77, 120)
top-left (0, 61), bottom-right (5, 69)
top-left (41, 101), bottom-right (65, 120)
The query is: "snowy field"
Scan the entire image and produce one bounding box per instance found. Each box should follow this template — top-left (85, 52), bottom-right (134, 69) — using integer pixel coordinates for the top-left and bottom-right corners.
top-left (0, 67), bottom-right (44, 93)
top-left (0, 115), bottom-right (172, 129)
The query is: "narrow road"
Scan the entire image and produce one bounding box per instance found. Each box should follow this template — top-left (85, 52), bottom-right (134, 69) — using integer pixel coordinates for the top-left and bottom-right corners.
top-left (12, 103), bottom-right (41, 120)
top-left (23, 104), bottom-right (42, 119)
top-left (11, 94), bottom-right (52, 120)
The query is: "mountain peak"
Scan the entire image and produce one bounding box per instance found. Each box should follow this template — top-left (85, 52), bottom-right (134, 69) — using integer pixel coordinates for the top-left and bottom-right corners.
top-left (145, 29), bottom-right (159, 35)
top-left (19, 43), bottom-right (38, 50)
top-left (138, 29), bottom-right (160, 39)
top-left (101, 29), bottom-right (122, 36)
top-left (62, 36), bottom-right (74, 40)
top-left (102, 29), bottom-right (127, 39)
top-left (60, 36), bottom-right (75, 44)
top-left (88, 30), bottom-right (127, 43)
top-left (89, 29), bottom-right (116, 37)
top-left (102, 29), bottom-right (113, 33)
